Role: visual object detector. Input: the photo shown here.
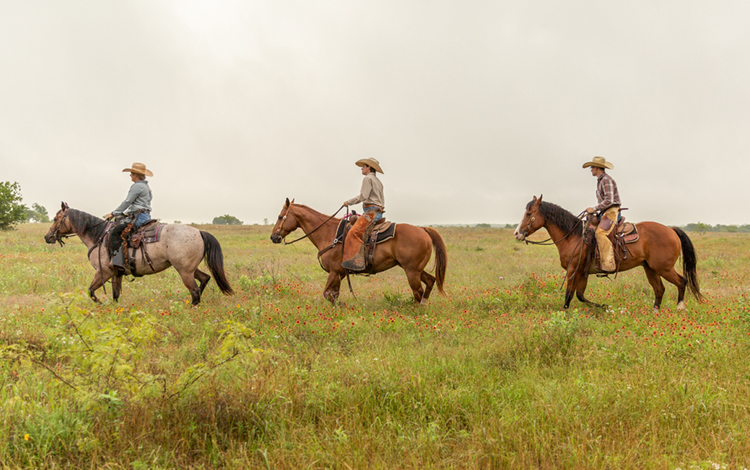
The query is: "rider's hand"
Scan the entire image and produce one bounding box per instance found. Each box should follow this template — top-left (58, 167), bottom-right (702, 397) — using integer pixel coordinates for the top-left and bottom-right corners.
top-left (585, 207), bottom-right (595, 214)
top-left (104, 213), bottom-right (113, 220)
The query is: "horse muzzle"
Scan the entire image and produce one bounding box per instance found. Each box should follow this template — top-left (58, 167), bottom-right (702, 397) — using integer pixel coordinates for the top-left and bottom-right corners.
top-left (270, 232), bottom-right (283, 244)
top-left (513, 226), bottom-right (527, 241)
top-left (44, 233), bottom-right (56, 244)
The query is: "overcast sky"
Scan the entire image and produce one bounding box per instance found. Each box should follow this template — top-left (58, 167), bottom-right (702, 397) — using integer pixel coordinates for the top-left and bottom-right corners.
top-left (2, 1), bottom-right (749, 226)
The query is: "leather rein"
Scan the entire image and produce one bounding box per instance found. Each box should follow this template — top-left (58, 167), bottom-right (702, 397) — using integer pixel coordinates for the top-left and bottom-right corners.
top-left (280, 205), bottom-right (347, 246)
top-left (522, 211), bottom-right (587, 246)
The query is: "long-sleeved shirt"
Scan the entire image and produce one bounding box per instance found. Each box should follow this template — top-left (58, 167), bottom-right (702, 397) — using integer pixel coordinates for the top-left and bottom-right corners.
top-left (345, 172), bottom-right (384, 208)
top-left (595, 172), bottom-right (621, 212)
top-left (112, 180), bottom-right (152, 216)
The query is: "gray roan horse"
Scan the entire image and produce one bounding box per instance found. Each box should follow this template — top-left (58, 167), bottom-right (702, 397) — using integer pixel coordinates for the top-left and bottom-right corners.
top-left (44, 202), bottom-right (233, 305)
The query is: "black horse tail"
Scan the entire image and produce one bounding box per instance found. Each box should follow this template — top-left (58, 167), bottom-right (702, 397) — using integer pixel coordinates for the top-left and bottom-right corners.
top-left (200, 231), bottom-right (234, 295)
top-left (672, 227), bottom-right (704, 302)
top-left (424, 227), bottom-right (447, 295)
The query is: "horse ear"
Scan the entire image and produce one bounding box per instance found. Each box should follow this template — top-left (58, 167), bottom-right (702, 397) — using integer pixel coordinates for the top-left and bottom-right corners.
top-left (538, 194), bottom-right (543, 204)
top-left (290, 198), bottom-right (295, 204)
top-left (285, 198), bottom-right (290, 207)
top-left (61, 201), bottom-right (68, 210)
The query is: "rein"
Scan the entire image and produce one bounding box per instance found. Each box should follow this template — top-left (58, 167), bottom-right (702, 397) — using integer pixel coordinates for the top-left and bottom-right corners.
top-left (281, 205), bottom-right (346, 246)
top-left (523, 211), bottom-right (587, 246)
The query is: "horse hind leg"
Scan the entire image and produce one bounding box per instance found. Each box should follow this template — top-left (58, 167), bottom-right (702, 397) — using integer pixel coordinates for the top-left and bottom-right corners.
top-left (406, 270), bottom-right (425, 304)
top-left (643, 264), bottom-right (666, 311)
top-left (661, 267), bottom-right (688, 311)
top-left (195, 269), bottom-right (212, 296)
top-left (420, 271), bottom-right (436, 305)
top-left (179, 270), bottom-right (203, 306)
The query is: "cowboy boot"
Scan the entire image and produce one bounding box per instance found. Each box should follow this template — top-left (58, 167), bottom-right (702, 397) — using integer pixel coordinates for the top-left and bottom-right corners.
top-left (342, 212), bottom-right (375, 271)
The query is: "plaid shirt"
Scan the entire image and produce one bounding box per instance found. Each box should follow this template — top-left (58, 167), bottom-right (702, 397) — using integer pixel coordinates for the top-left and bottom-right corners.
top-left (595, 172), bottom-right (621, 212)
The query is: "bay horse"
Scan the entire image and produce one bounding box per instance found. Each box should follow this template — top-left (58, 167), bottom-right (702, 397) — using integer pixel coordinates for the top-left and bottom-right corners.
top-left (514, 195), bottom-right (703, 311)
top-left (44, 202), bottom-right (233, 305)
top-left (270, 198), bottom-right (447, 304)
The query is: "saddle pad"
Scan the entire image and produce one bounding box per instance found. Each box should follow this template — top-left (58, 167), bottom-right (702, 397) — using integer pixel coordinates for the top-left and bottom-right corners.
top-left (374, 222), bottom-right (396, 244)
top-left (140, 222), bottom-right (164, 244)
top-left (335, 219), bottom-right (395, 242)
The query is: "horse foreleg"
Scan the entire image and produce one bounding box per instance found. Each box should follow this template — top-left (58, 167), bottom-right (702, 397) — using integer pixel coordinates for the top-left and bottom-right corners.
top-left (420, 271), bottom-right (436, 305)
top-left (179, 271), bottom-right (202, 306)
top-left (195, 269), bottom-right (212, 296)
top-left (88, 271), bottom-right (106, 303)
top-left (406, 270), bottom-right (425, 304)
top-left (563, 267), bottom-right (577, 309)
top-left (643, 264), bottom-right (666, 311)
top-left (323, 271), bottom-right (342, 304)
top-left (575, 273), bottom-right (604, 308)
top-left (112, 274), bottom-right (123, 302)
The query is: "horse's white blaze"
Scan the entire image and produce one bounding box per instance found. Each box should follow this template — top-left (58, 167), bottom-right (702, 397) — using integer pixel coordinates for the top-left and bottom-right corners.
top-left (514, 223), bottom-right (524, 240)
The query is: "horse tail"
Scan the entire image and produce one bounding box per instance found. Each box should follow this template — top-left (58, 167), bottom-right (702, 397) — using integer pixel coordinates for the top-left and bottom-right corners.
top-left (672, 227), bottom-right (704, 302)
top-left (200, 231), bottom-right (234, 295)
top-left (423, 227), bottom-right (447, 294)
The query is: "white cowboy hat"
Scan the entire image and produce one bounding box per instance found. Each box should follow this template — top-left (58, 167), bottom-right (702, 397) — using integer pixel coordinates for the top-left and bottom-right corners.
top-left (355, 157), bottom-right (384, 174)
top-left (122, 162), bottom-right (154, 177)
top-left (582, 156), bottom-right (614, 170)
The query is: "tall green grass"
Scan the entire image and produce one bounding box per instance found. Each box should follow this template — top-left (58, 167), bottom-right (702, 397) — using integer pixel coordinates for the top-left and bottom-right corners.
top-left (1, 224), bottom-right (749, 468)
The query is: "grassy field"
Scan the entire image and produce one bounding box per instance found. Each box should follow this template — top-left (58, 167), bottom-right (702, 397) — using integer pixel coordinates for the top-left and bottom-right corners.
top-left (1, 222), bottom-right (750, 469)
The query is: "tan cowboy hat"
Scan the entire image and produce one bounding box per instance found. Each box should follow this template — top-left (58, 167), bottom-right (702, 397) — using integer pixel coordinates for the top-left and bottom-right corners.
top-left (122, 162), bottom-right (153, 177)
top-left (582, 156), bottom-right (614, 170)
top-left (355, 157), bottom-right (384, 174)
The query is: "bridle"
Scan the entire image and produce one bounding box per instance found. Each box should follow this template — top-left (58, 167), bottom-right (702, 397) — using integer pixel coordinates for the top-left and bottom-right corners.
top-left (49, 210), bottom-right (74, 247)
top-left (275, 204), bottom-right (347, 246)
top-left (521, 210), bottom-right (587, 246)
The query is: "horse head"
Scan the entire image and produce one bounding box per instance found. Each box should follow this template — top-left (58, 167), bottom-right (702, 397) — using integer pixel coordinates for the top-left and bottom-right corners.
top-left (270, 198), bottom-right (298, 243)
top-left (514, 195), bottom-right (545, 241)
top-left (44, 202), bottom-right (73, 246)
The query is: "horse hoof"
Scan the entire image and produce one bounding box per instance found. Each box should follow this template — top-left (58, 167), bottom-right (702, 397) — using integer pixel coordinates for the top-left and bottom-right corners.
top-left (420, 298), bottom-right (429, 306)
top-left (676, 301), bottom-right (685, 311)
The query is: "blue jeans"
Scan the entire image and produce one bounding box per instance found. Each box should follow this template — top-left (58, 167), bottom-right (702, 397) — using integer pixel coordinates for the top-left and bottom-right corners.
top-left (134, 212), bottom-right (151, 229)
top-left (363, 206), bottom-right (383, 223)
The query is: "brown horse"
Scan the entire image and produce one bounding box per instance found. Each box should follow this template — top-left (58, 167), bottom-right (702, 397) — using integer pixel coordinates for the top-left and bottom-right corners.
top-left (514, 196), bottom-right (703, 311)
top-left (44, 202), bottom-right (233, 305)
top-left (270, 198), bottom-right (447, 304)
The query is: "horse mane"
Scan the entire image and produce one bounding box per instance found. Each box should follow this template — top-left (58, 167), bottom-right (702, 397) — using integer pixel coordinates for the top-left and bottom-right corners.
top-left (67, 209), bottom-right (109, 241)
top-left (291, 203), bottom-right (341, 222)
top-left (527, 200), bottom-right (583, 236)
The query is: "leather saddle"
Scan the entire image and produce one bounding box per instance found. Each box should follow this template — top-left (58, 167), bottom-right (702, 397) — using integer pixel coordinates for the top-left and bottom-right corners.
top-left (108, 219), bottom-right (162, 276)
top-left (586, 215), bottom-right (639, 273)
top-left (336, 215), bottom-right (397, 272)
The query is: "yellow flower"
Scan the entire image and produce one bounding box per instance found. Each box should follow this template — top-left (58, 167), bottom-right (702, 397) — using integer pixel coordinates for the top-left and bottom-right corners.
top-left (24, 434), bottom-right (30, 441)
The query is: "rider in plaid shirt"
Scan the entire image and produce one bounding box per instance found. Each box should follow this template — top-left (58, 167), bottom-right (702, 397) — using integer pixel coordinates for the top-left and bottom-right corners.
top-left (584, 156), bottom-right (621, 272)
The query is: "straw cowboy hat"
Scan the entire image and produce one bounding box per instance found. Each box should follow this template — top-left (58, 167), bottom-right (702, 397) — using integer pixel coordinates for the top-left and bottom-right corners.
top-left (122, 162), bottom-right (154, 177)
top-left (355, 157), bottom-right (384, 174)
top-left (582, 156), bottom-right (614, 170)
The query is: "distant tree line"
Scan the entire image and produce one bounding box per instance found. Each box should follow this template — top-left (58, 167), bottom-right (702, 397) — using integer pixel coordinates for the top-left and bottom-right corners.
top-left (683, 222), bottom-right (750, 234)
top-left (212, 214), bottom-right (243, 225)
top-left (0, 181), bottom-right (50, 230)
